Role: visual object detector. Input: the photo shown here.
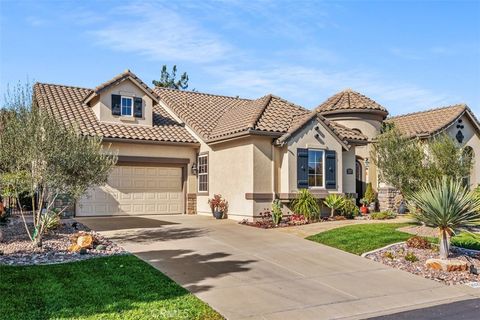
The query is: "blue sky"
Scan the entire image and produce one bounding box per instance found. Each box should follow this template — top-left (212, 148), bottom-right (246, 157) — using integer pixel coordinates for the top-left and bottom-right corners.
top-left (1, 0), bottom-right (479, 115)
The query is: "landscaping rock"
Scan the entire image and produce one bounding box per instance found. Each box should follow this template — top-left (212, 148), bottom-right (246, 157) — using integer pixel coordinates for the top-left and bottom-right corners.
top-left (95, 244), bottom-right (107, 251)
top-left (0, 216), bottom-right (125, 266)
top-left (79, 248), bottom-right (88, 255)
top-left (77, 234), bottom-right (93, 248)
top-left (426, 258), bottom-right (469, 272)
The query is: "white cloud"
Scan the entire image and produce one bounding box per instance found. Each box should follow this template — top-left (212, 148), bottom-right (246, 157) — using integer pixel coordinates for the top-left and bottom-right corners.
top-left (89, 2), bottom-right (231, 63)
top-left (204, 63), bottom-right (453, 114)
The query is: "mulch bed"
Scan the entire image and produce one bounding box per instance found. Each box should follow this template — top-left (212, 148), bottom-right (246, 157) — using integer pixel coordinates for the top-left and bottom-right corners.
top-left (0, 215), bottom-right (125, 266)
top-left (239, 213), bottom-right (351, 229)
top-left (365, 243), bottom-right (480, 285)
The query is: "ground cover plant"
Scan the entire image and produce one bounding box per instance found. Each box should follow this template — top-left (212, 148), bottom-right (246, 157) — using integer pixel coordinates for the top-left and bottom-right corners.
top-left (0, 255), bottom-right (223, 320)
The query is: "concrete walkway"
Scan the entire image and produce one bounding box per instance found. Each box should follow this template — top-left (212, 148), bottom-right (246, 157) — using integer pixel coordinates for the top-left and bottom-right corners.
top-left (77, 215), bottom-right (480, 320)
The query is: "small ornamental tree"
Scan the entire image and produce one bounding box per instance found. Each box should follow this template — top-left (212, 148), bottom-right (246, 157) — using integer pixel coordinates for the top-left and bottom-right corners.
top-left (0, 83), bottom-right (117, 246)
top-left (371, 126), bottom-right (472, 196)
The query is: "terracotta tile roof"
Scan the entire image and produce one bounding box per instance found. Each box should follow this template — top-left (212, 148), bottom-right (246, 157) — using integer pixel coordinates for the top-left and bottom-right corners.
top-left (155, 88), bottom-right (310, 142)
top-left (84, 69), bottom-right (159, 104)
top-left (316, 89), bottom-right (388, 116)
top-left (386, 104), bottom-right (471, 138)
top-left (34, 83), bottom-right (198, 144)
top-left (275, 111), bottom-right (368, 147)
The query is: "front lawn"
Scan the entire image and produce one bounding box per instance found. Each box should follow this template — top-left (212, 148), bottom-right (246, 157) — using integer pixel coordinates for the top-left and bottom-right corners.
top-left (306, 223), bottom-right (413, 255)
top-left (0, 255), bottom-right (223, 320)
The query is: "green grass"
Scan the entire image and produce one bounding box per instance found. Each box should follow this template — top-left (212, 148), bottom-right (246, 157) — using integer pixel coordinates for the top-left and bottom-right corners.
top-left (451, 232), bottom-right (480, 251)
top-left (306, 223), bottom-right (414, 255)
top-left (0, 255), bottom-right (223, 320)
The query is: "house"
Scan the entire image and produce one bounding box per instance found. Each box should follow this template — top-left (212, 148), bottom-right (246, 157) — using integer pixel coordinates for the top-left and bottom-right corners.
top-left (33, 70), bottom-right (480, 219)
top-left (34, 70), bottom-right (367, 220)
top-left (313, 89), bottom-right (480, 210)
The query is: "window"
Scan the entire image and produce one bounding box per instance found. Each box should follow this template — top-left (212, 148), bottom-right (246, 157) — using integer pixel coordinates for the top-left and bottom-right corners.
top-left (308, 150), bottom-right (324, 187)
top-left (121, 96), bottom-right (133, 116)
top-left (198, 154), bottom-right (208, 192)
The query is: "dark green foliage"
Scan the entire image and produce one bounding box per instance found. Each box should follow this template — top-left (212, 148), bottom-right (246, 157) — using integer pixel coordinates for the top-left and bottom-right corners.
top-left (451, 232), bottom-right (480, 251)
top-left (0, 255), bottom-right (223, 320)
top-left (339, 197), bottom-right (359, 219)
top-left (291, 189), bottom-right (320, 221)
top-left (152, 65), bottom-right (189, 90)
top-left (364, 183), bottom-right (376, 204)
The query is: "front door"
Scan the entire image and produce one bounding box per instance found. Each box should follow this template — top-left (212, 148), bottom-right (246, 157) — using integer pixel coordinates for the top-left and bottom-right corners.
top-left (355, 160), bottom-right (364, 203)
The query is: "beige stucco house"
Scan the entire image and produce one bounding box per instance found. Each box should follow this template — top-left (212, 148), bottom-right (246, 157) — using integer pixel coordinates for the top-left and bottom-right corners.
top-left (34, 70), bottom-right (480, 220)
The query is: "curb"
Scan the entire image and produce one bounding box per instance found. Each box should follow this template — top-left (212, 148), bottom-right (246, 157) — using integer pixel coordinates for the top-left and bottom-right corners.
top-left (361, 241), bottom-right (405, 257)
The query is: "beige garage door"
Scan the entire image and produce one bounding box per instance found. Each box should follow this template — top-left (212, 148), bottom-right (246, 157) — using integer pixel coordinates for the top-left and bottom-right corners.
top-left (76, 166), bottom-right (183, 216)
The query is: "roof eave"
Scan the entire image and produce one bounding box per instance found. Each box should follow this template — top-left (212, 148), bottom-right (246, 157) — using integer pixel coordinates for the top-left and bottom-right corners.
top-left (206, 129), bottom-right (283, 145)
top-left (102, 137), bottom-right (200, 147)
top-left (319, 108), bottom-right (389, 118)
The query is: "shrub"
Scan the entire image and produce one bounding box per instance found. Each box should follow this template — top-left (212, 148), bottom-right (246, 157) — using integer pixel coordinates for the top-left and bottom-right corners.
top-left (40, 210), bottom-right (61, 232)
top-left (383, 251), bottom-right (395, 259)
top-left (339, 197), bottom-right (359, 219)
top-left (208, 194), bottom-right (228, 214)
top-left (291, 189), bottom-right (320, 222)
top-left (451, 232), bottom-right (480, 251)
top-left (404, 251), bottom-right (419, 262)
top-left (406, 236), bottom-right (431, 249)
top-left (271, 199), bottom-right (283, 226)
top-left (370, 210), bottom-right (397, 220)
top-left (364, 183), bottom-right (376, 204)
top-left (323, 194), bottom-right (345, 218)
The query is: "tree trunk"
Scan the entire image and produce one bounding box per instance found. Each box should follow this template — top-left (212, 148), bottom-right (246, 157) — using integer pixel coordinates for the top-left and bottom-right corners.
top-left (330, 208), bottom-right (335, 218)
top-left (439, 228), bottom-right (450, 260)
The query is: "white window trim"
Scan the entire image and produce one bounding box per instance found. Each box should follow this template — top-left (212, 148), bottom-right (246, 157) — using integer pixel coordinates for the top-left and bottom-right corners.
top-left (307, 148), bottom-right (326, 189)
top-left (198, 154), bottom-right (208, 193)
top-left (120, 96), bottom-right (133, 116)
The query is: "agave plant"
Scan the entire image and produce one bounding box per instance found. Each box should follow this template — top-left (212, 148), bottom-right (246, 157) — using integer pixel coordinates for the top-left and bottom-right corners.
top-left (408, 177), bottom-right (480, 259)
top-left (292, 189), bottom-right (320, 222)
top-left (323, 194), bottom-right (345, 218)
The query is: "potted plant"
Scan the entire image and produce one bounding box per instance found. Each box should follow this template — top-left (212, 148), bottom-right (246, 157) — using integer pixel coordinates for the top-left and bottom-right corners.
top-left (208, 194), bottom-right (228, 219)
top-left (359, 198), bottom-right (369, 214)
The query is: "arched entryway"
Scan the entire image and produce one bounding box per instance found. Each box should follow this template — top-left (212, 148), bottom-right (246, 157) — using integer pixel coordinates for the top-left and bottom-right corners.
top-left (355, 158), bottom-right (365, 201)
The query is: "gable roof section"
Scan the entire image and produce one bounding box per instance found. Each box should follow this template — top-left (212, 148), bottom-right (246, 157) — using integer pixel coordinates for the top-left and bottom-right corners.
top-left (316, 89), bottom-right (388, 117)
top-left (34, 83), bottom-right (198, 144)
top-left (275, 111), bottom-right (368, 148)
top-left (386, 104), bottom-right (480, 138)
top-left (83, 70), bottom-right (159, 104)
top-left (154, 88), bottom-right (312, 143)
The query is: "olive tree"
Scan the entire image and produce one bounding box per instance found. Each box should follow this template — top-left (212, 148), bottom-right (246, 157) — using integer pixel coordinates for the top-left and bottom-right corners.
top-left (0, 83), bottom-right (117, 246)
top-left (371, 126), bottom-right (472, 195)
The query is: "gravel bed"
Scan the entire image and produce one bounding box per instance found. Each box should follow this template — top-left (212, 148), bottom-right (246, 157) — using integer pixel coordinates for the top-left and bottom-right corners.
top-left (365, 243), bottom-right (480, 285)
top-left (0, 216), bottom-right (125, 266)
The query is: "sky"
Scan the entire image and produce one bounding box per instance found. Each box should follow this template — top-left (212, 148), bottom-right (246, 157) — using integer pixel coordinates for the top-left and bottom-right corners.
top-left (0, 0), bottom-right (479, 115)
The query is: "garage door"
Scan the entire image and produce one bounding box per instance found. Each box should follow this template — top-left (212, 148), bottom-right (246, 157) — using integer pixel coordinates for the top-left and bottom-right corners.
top-left (76, 166), bottom-right (183, 216)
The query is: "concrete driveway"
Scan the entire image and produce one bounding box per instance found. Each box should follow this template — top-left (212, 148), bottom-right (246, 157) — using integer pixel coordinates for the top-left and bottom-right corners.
top-left (77, 215), bottom-right (480, 320)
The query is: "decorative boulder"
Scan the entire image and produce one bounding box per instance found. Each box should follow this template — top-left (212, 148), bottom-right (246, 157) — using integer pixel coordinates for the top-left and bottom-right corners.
top-left (425, 259), bottom-right (469, 272)
top-left (79, 248), bottom-right (88, 255)
top-left (77, 235), bottom-right (94, 249)
top-left (68, 244), bottom-right (81, 252)
top-left (95, 244), bottom-right (107, 251)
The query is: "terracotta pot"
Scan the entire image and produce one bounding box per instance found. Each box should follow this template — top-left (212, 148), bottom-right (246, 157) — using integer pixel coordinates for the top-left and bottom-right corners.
top-left (360, 206), bottom-right (368, 214)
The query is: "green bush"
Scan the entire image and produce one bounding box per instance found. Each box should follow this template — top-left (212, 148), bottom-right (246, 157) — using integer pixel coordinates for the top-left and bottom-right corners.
top-left (323, 194), bottom-right (345, 217)
top-left (364, 183), bottom-right (376, 204)
top-left (404, 251), bottom-right (419, 262)
top-left (271, 199), bottom-right (283, 225)
top-left (291, 189), bottom-right (320, 222)
top-left (40, 210), bottom-right (61, 232)
top-left (370, 210), bottom-right (397, 220)
top-left (339, 197), bottom-right (359, 219)
top-left (451, 232), bottom-right (480, 251)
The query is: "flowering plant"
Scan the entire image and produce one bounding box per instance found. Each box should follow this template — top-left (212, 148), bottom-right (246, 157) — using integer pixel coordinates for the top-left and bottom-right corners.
top-left (208, 194), bottom-right (228, 213)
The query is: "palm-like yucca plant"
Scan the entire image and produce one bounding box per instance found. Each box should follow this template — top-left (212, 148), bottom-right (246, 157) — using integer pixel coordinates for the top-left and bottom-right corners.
top-left (408, 177), bottom-right (480, 259)
top-left (292, 189), bottom-right (320, 222)
top-left (323, 194), bottom-right (345, 218)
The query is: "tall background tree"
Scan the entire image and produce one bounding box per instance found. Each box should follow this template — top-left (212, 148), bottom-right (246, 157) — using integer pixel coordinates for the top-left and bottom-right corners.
top-left (0, 83), bottom-right (117, 246)
top-left (152, 65), bottom-right (189, 90)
